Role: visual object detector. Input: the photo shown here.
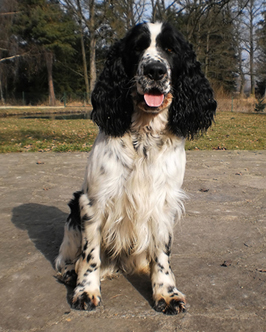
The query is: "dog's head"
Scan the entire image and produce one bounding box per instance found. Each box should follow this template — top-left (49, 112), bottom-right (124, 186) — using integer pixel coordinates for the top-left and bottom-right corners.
top-left (91, 22), bottom-right (217, 138)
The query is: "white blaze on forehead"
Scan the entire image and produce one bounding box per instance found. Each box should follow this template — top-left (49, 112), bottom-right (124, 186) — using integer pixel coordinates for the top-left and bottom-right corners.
top-left (146, 22), bottom-right (162, 56)
top-left (136, 22), bottom-right (171, 97)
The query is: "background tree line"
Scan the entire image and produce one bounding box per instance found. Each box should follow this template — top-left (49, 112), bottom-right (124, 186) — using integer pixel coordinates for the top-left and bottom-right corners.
top-left (0, 0), bottom-right (266, 106)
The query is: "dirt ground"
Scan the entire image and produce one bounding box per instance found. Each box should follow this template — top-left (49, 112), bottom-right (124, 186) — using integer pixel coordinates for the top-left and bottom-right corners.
top-left (0, 151), bottom-right (265, 332)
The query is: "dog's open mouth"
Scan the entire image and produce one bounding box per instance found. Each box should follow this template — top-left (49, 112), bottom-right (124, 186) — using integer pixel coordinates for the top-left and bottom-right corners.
top-left (133, 88), bottom-right (172, 113)
top-left (144, 91), bottom-right (165, 108)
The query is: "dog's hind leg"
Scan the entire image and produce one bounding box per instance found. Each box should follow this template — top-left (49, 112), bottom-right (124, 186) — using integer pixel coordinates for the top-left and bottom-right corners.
top-left (55, 191), bottom-right (82, 286)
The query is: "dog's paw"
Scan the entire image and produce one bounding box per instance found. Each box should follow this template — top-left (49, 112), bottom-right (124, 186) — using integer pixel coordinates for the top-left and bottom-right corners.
top-left (153, 291), bottom-right (186, 315)
top-left (57, 268), bottom-right (77, 286)
top-left (72, 287), bottom-right (101, 311)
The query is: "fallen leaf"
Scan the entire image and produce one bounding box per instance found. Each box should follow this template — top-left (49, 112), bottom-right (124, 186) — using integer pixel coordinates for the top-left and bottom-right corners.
top-left (256, 268), bottom-right (266, 273)
top-left (199, 188), bottom-right (209, 192)
top-left (212, 146), bottom-right (227, 150)
top-left (221, 260), bottom-right (232, 267)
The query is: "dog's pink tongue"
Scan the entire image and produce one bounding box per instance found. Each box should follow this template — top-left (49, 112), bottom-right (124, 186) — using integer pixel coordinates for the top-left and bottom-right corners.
top-left (144, 93), bottom-right (164, 107)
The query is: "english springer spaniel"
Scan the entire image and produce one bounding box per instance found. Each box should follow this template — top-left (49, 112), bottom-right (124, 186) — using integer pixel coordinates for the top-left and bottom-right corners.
top-left (55, 22), bottom-right (216, 315)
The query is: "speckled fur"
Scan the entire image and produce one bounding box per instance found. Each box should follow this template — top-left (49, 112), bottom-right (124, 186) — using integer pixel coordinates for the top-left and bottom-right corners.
top-left (55, 21), bottom-right (216, 315)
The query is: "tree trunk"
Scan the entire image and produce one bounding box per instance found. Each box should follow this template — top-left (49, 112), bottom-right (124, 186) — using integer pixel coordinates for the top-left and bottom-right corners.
top-left (89, 33), bottom-right (96, 95)
top-left (249, 25), bottom-right (255, 95)
top-left (239, 72), bottom-right (245, 96)
top-left (151, 0), bottom-right (156, 22)
top-left (238, 50), bottom-right (245, 97)
top-left (0, 78), bottom-right (5, 105)
top-left (45, 51), bottom-right (56, 106)
top-left (88, 0), bottom-right (97, 96)
top-left (249, 0), bottom-right (255, 96)
top-left (77, 0), bottom-right (90, 103)
top-left (0, 66), bottom-right (5, 104)
top-left (80, 31), bottom-right (90, 103)
top-left (205, 28), bottom-right (210, 78)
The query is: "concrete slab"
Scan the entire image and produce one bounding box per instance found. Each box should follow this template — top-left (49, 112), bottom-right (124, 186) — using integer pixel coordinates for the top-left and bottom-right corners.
top-left (0, 151), bottom-right (265, 332)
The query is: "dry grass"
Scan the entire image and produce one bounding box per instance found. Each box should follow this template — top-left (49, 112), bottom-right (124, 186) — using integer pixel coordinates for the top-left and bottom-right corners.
top-left (0, 106), bottom-right (92, 116)
top-left (216, 96), bottom-right (259, 113)
top-left (0, 116), bottom-right (98, 153)
top-left (186, 111), bottom-right (266, 150)
top-left (0, 110), bottom-right (265, 153)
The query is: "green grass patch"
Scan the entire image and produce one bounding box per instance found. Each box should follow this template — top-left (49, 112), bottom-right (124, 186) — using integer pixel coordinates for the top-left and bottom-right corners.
top-left (186, 112), bottom-right (266, 151)
top-left (0, 111), bottom-right (265, 153)
top-left (0, 117), bottom-right (98, 153)
top-left (0, 106), bottom-right (92, 116)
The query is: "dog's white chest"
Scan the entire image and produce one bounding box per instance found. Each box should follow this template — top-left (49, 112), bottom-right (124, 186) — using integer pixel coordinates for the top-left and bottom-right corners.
top-left (83, 132), bottom-right (186, 255)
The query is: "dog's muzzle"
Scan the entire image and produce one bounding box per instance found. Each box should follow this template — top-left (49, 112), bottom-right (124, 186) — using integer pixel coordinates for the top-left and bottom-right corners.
top-left (135, 58), bottom-right (172, 112)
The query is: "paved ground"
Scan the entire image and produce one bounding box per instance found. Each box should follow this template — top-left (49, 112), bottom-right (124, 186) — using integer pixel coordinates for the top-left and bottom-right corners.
top-left (0, 151), bottom-right (265, 332)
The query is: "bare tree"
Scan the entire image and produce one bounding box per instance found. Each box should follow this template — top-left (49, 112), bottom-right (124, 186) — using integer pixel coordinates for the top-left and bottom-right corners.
top-left (242, 0), bottom-right (264, 96)
top-left (256, 9), bottom-right (266, 98)
top-left (45, 51), bottom-right (56, 106)
top-left (106, 0), bottom-right (148, 39)
top-left (231, 0), bottom-right (247, 96)
top-left (63, 0), bottom-right (90, 101)
top-left (61, 0), bottom-right (110, 97)
top-left (60, 0), bottom-right (148, 97)
top-left (0, 0), bottom-right (19, 104)
top-left (87, 0), bottom-right (97, 93)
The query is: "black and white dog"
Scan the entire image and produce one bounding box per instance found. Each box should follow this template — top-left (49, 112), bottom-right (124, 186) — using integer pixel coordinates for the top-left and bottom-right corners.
top-left (55, 22), bottom-right (216, 315)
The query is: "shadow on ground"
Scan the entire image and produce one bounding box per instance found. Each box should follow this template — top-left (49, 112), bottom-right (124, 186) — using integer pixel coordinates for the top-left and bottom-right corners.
top-left (126, 274), bottom-right (153, 307)
top-left (11, 203), bottom-right (154, 309)
top-left (12, 203), bottom-right (67, 266)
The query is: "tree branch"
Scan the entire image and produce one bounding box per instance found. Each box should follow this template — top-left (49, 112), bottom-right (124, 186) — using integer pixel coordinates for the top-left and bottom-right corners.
top-left (0, 11), bottom-right (21, 16)
top-left (0, 54), bottom-right (27, 62)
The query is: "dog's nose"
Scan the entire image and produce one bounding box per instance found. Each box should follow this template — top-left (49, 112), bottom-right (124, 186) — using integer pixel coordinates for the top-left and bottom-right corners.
top-left (144, 62), bottom-right (167, 81)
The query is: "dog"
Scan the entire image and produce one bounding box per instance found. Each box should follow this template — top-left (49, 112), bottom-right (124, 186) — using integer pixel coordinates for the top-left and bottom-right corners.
top-left (55, 22), bottom-right (216, 315)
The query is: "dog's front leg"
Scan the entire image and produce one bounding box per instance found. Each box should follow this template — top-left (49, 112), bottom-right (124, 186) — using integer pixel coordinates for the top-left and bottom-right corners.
top-left (151, 245), bottom-right (186, 315)
top-left (72, 194), bottom-right (102, 311)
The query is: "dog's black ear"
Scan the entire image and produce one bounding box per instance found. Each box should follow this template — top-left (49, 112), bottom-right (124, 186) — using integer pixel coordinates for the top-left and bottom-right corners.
top-left (168, 38), bottom-right (217, 139)
top-left (91, 40), bottom-right (133, 137)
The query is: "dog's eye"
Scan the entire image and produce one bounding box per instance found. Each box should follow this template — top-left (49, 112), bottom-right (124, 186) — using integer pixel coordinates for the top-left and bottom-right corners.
top-left (165, 48), bottom-right (173, 54)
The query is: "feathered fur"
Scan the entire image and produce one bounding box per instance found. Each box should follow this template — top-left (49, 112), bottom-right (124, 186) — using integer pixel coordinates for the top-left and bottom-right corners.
top-left (55, 22), bottom-right (216, 315)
